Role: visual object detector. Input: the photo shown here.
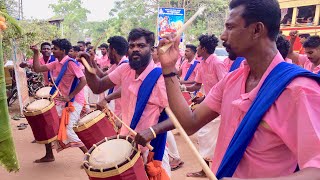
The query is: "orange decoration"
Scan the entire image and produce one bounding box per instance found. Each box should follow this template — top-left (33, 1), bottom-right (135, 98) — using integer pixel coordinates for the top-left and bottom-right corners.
top-left (0, 16), bottom-right (5, 22)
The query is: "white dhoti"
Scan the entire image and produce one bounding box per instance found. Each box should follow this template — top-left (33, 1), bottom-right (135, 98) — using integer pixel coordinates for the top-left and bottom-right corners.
top-left (54, 101), bottom-right (84, 152)
top-left (197, 117), bottom-right (221, 161)
top-left (167, 131), bottom-right (180, 159)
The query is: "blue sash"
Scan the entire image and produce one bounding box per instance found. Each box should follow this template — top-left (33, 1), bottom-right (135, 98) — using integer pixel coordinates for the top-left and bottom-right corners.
top-left (47, 55), bottom-right (56, 82)
top-left (108, 59), bottom-right (129, 95)
top-left (50, 58), bottom-right (80, 104)
top-left (229, 57), bottom-right (245, 72)
top-left (184, 61), bottom-right (199, 81)
top-left (130, 67), bottom-right (168, 161)
top-left (216, 62), bottom-right (320, 179)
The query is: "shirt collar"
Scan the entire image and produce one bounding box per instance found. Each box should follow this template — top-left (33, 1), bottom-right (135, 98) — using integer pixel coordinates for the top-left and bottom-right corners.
top-left (136, 60), bottom-right (156, 81)
top-left (241, 52), bottom-right (284, 101)
top-left (59, 55), bottom-right (70, 64)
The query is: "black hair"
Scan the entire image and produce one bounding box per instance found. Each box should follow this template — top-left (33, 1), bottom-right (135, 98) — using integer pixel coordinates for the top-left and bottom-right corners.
top-left (186, 44), bottom-right (197, 54)
top-left (99, 43), bottom-right (109, 49)
top-left (72, 46), bottom-right (80, 52)
top-left (107, 36), bottom-right (129, 56)
top-left (276, 35), bottom-right (290, 59)
top-left (229, 0), bottom-right (281, 41)
top-left (128, 28), bottom-right (155, 46)
top-left (77, 41), bottom-right (85, 46)
top-left (299, 33), bottom-right (311, 39)
top-left (85, 42), bottom-right (91, 46)
top-left (198, 34), bottom-right (219, 54)
top-left (41, 42), bottom-right (51, 49)
top-left (52, 38), bottom-right (72, 54)
top-left (303, 35), bottom-right (320, 49)
top-left (86, 46), bottom-right (96, 53)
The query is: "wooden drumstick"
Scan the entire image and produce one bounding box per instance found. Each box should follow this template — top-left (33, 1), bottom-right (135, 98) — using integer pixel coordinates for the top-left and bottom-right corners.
top-left (50, 71), bottom-right (62, 96)
top-left (102, 105), bottom-right (154, 151)
top-left (159, 6), bottom-right (206, 54)
top-left (80, 57), bottom-right (96, 74)
top-left (165, 107), bottom-right (218, 180)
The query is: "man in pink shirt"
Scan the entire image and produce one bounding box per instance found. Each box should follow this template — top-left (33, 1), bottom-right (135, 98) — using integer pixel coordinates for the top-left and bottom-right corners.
top-left (96, 43), bottom-right (110, 70)
top-left (158, 0), bottom-right (320, 179)
top-left (287, 31), bottom-right (311, 66)
top-left (299, 36), bottom-right (320, 74)
top-left (93, 36), bottom-right (129, 119)
top-left (20, 42), bottom-right (56, 86)
top-left (81, 28), bottom-right (173, 178)
top-left (32, 38), bottom-right (87, 163)
top-left (178, 44), bottom-right (199, 84)
top-left (180, 34), bottom-right (227, 178)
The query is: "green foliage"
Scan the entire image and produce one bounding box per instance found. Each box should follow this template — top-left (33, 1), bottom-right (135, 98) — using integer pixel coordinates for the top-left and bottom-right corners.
top-left (49, 0), bottom-right (90, 44)
top-left (87, 0), bottom-right (228, 45)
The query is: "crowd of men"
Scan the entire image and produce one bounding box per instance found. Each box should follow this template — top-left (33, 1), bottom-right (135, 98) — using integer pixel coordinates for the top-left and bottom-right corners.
top-left (19, 0), bottom-right (320, 179)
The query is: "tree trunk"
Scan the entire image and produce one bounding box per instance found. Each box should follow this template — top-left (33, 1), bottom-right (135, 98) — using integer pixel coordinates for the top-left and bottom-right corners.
top-left (0, 35), bottom-right (19, 172)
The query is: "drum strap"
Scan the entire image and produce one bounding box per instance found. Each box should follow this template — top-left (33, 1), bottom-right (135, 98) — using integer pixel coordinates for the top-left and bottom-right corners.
top-left (107, 59), bottom-right (129, 95)
top-left (216, 62), bottom-right (320, 179)
top-left (130, 67), bottom-right (168, 161)
top-left (49, 58), bottom-right (80, 105)
top-left (229, 57), bottom-right (245, 72)
top-left (47, 55), bottom-right (56, 83)
top-left (184, 60), bottom-right (199, 81)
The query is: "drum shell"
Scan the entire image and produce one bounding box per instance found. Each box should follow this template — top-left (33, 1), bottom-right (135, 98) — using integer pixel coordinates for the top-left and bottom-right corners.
top-left (74, 114), bottom-right (117, 149)
top-left (88, 157), bottom-right (147, 180)
top-left (84, 135), bottom-right (148, 180)
top-left (35, 86), bottom-right (58, 99)
top-left (24, 101), bottom-right (59, 144)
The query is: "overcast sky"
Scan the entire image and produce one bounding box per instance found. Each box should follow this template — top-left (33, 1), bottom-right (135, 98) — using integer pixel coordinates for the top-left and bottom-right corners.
top-left (23, 0), bottom-right (116, 21)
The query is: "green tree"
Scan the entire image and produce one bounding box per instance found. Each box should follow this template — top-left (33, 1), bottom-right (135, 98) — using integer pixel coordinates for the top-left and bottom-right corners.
top-left (49, 0), bottom-right (90, 44)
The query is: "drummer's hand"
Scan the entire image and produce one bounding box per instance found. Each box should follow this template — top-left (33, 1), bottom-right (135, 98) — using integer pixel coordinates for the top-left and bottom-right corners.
top-left (56, 95), bottom-right (71, 102)
top-left (96, 99), bottom-right (107, 110)
top-left (115, 119), bottom-right (122, 130)
top-left (192, 96), bottom-right (205, 104)
top-left (19, 62), bottom-right (29, 68)
top-left (289, 30), bottom-right (298, 39)
top-left (30, 45), bottom-right (39, 54)
top-left (77, 52), bottom-right (95, 67)
top-left (158, 33), bottom-right (181, 71)
top-left (135, 128), bottom-right (155, 147)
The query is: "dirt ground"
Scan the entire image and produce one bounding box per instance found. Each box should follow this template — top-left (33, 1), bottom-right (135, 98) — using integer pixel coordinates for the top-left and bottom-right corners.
top-left (0, 100), bottom-right (210, 180)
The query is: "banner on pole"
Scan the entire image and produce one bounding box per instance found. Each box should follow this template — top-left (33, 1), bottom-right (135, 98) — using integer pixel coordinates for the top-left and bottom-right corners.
top-left (158, 8), bottom-right (185, 42)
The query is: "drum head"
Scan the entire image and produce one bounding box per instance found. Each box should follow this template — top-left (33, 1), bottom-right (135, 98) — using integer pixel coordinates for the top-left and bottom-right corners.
top-left (26, 99), bottom-right (51, 111)
top-left (89, 139), bottom-right (133, 169)
top-left (36, 87), bottom-right (52, 98)
top-left (79, 110), bottom-right (102, 125)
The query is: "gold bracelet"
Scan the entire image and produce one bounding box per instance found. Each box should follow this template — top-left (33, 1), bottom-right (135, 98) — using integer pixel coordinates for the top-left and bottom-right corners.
top-left (149, 127), bottom-right (157, 138)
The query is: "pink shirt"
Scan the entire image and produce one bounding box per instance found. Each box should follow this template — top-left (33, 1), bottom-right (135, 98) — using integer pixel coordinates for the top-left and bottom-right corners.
top-left (303, 61), bottom-right (320, 74)
top-left (46, 55), bottom-right (85, 106)
top-left (195, 54), bottom-right (227, 94)
top-left (29, 56), bottom-right (53, 85)
top-left (97, 54), bottom-right (110, 69)
top-left (180, 59), bottom-right (199, 81)
top-left (223, 57), bottom-right (233, 71)
top-left (298, 54), bottom-right (309, 67)
top-left (108, 61), bottom-right (168, 135)
top-left (285, 58), bottom-right (293, 64)
top-left (106, 57), bottom-right (129, 117)
top-left (204, 52), bottom-right (320, 178)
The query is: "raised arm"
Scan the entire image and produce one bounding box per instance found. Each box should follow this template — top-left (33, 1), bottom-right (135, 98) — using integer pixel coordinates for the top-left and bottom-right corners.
top-left (287, 31), bottom-right (300, 65)
top-left (79, 53), bottom-right (116, 94)
top-left (30, 45), bottom-right (49, 73)
top-left (158, 35), bottom-right (219, 135)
